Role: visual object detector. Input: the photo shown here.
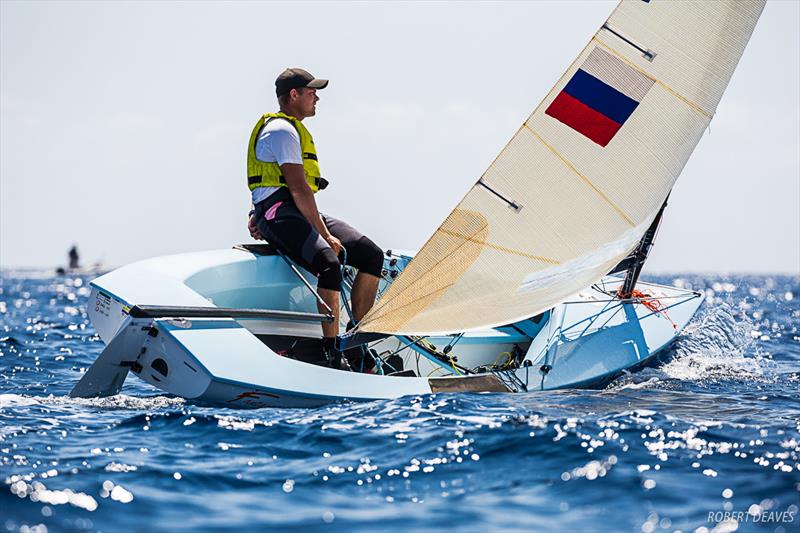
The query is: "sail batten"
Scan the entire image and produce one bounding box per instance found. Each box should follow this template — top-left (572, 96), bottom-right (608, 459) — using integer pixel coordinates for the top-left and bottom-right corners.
top-left (357, 0), bottom-right (765, 337)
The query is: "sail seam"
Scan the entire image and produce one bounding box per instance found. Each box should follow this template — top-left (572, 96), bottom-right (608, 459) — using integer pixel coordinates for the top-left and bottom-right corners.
top-left (363, 283), bottom-right (454, 326)
top-left (438, 228), bottom-right (561, 265)
top-left (592, 37), bottom-right (712, 119)
top-left (362, 218), bottom-right (490, 320)
top-left (522, 124), bottom-right (635, 227)
top-left (365, 224), bottom-right (561, 326)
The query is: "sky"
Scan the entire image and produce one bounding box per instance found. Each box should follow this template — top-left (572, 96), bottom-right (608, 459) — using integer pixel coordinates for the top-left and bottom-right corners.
top-left (1, 0), bottom-right (798, 274)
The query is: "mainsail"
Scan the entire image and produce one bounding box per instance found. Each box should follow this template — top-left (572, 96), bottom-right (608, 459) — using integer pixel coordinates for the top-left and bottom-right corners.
top-left (358, 0), bottom-right (765, 336)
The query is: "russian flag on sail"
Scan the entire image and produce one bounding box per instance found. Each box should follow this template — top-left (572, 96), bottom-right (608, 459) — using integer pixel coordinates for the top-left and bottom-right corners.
top-left (546, 47), bottom-right (654, 147)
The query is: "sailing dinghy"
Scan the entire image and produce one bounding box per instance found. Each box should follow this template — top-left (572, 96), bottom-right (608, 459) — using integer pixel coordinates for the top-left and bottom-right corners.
top-left (72, 0), bottom-right (764, 407)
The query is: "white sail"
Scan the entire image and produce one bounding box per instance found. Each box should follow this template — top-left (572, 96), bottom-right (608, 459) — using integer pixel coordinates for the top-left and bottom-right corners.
top-left (358, 0), bottom-right (766, 336)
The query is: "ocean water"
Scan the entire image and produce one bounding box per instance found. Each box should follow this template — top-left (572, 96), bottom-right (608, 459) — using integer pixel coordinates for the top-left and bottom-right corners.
top-left (0, 271), bottom-right (798, 532)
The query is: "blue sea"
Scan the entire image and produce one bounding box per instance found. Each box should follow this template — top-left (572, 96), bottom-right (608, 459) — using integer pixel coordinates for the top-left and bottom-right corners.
top-left (1, 271), bottom-right (798, 532)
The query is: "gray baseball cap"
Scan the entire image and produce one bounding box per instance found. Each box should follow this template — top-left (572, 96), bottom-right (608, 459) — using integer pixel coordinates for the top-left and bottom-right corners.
top-left (275, 68), bottom-right (329, 97)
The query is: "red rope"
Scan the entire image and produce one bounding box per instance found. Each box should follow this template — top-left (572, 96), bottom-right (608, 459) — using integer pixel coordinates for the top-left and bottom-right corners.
top-left (619, 289), bottom-right (678, 330)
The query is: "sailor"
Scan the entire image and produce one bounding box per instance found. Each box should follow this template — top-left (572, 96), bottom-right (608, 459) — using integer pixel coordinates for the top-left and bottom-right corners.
top-left (246, 68), bottom-right (383, 370)
top-left (68, 245), bottom-right (79, 270)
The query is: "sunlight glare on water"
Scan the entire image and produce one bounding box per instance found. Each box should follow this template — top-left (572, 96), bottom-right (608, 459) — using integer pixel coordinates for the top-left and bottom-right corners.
top-left (0, 272), bottom-right (798, 531)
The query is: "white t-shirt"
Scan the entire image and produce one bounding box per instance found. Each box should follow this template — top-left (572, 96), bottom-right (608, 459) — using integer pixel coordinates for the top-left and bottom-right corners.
top-left (251, 118), bottom-right (302, 204)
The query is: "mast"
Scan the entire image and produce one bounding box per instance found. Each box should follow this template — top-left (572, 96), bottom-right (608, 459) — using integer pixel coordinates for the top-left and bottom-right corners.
top-left (616, 195), bottom-right (669, 298)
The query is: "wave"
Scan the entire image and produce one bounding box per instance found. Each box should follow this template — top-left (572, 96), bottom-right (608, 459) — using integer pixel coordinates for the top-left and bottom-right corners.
top-left (0, 393), bottom-right (184, 411)
top-left (0, 335), bottom-right (23, 346)
top-left (609, 298), bottom-right (775, 390)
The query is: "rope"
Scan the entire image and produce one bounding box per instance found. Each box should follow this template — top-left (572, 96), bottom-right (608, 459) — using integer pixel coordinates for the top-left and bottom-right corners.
top-left (407, 336), bottom-right (469, 375)
top-left (621, 288), bottom-right (678, 330)
top-left (489, 351), bottom-right (514, 371)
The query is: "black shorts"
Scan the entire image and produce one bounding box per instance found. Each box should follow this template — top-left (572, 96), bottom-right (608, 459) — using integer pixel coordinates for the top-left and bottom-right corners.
top-left (253, 188), bottom-right (384, 290)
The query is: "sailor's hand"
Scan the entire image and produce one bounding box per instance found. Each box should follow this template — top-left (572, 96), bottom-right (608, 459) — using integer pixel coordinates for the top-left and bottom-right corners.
top-left (324, 234), bottom-right (343, 256)
top-left (248, 215), bottom-right (263, 241)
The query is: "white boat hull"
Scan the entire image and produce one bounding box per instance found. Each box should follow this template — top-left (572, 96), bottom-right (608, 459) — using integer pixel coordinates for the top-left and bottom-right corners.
top-left (74, 247), bottom-right (703, 408)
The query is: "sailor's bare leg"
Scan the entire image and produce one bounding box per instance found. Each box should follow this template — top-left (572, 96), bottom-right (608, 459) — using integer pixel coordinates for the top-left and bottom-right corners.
top-left (317, 288), bottom-right (340, 338)
top-left (351, 272), bottom-right (381, 322)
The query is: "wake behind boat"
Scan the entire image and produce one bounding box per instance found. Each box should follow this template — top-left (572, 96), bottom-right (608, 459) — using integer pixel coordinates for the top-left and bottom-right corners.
top-left (71, 0), bottom-right (764, 407)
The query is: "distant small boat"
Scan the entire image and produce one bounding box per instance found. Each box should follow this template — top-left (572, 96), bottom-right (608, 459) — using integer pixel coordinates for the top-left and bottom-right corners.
top-left (55, 245), bottom-right (106, 276)
top-left (71, 0), bottom-right (763, 407)
top-left (55, 264), bottom-right (106, 277)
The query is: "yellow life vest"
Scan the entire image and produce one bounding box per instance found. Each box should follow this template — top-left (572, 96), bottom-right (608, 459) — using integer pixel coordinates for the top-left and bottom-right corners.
top-left (246, 112), bottom-right (328, 193)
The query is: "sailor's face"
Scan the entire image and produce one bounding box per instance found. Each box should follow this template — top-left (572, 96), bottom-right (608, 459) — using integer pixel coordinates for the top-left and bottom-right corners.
top-left (297, 88), bottom-right (318, 117)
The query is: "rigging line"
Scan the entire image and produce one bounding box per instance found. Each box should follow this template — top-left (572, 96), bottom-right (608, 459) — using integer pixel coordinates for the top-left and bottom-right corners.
top-left (491, 371), bottom-right (515, 393)
top-left (523, 124), bottom-right (635, 227)
top-left (385, 335), bottom-right (431, 359)
top-left (591, 283), bottom-right (611, 297)
top-left (531, 307), bottom-right (560, 367)
top-left (561, 293), bottom-right (692, 304)
top-left (444, 332), bottom-right (465, 354)
top-left (273, 246), bottom-right (333, 315)
top-left (596, 304), bottom-right (625, 331)
top-left (591, 37), bottom-right (712, 119)
top-left (507, 369), bottom-right (528, 393)
top-left (542, 305), bottom-right (568, 373)
top-left (568, 298), bottom-right (621, 339)
top-left (438, 227), bottom-right (561, 265)
top-left (630, 294), bottom-right (698, 321)
top-left (407, 336), bottom-right (471, 374)
top-left (339, 249), bottom-right (355, 324)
